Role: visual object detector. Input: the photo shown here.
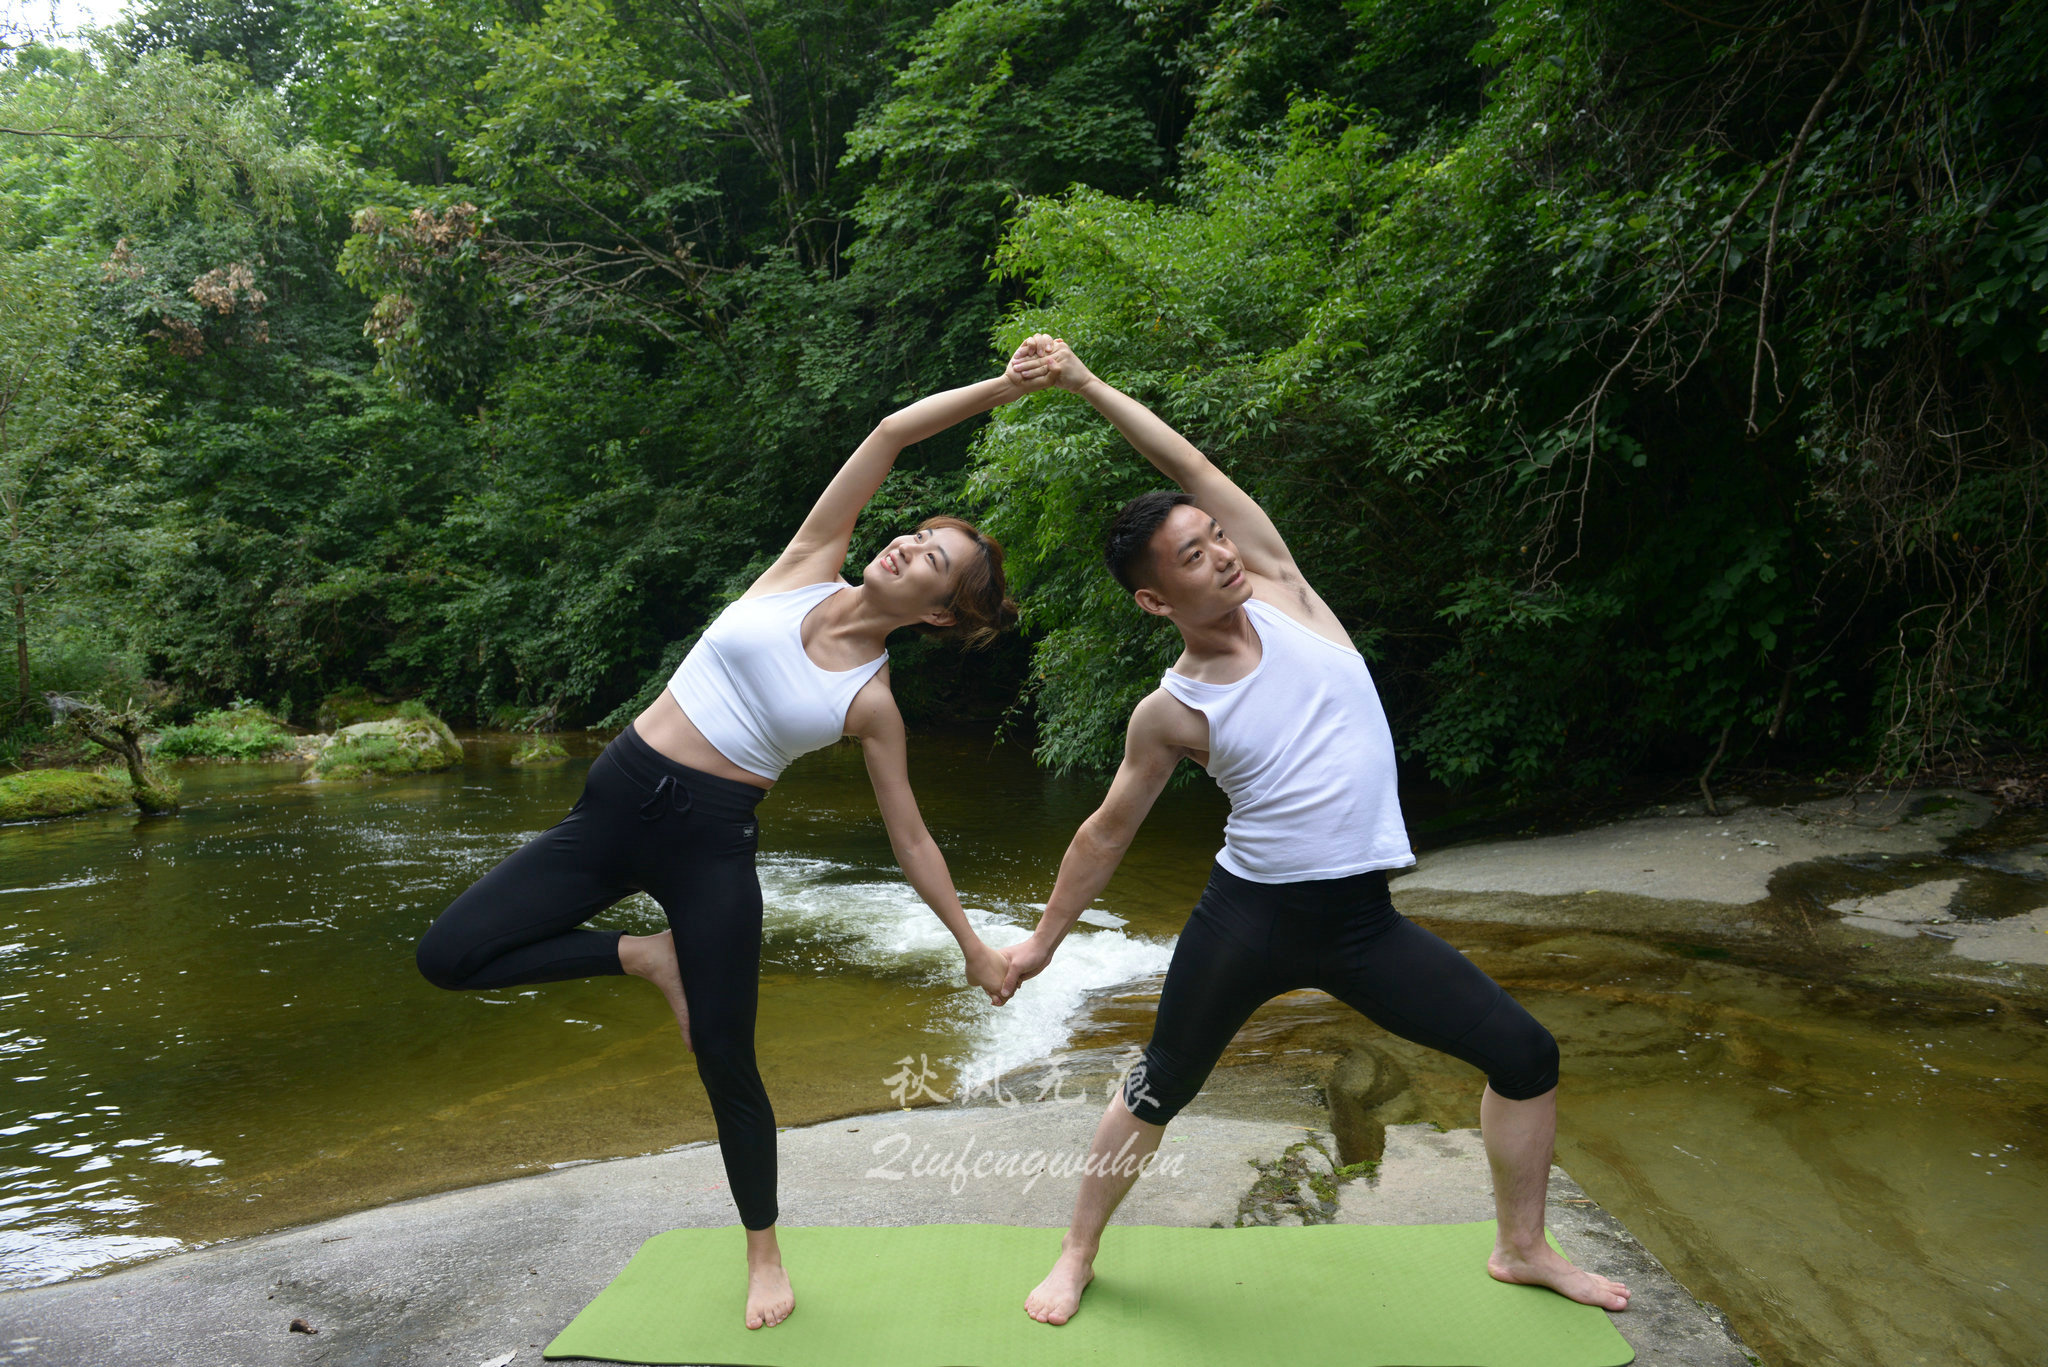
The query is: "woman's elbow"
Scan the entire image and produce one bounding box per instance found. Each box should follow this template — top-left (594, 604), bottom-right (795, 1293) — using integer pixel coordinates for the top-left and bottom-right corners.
top-left (889, 827), bottom-right (940, 866)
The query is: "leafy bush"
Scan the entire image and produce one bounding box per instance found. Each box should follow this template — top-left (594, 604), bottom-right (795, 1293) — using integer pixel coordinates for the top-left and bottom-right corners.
top-left (153, 704), bottom-right (291, 760)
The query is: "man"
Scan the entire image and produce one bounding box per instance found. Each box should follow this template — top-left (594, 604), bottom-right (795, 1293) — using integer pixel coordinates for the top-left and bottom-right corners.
top-left (998, 341), bottom-right (1631, 1324)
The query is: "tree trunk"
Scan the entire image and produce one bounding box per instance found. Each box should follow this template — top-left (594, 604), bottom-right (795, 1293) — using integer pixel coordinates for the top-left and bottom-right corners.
top-left (11, 580), bottom-right (26, 717)
top-left (66, 700), bottom-right (180, 814)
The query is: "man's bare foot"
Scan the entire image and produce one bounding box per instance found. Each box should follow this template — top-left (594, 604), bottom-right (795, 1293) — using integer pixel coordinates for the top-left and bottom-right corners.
top-left (1024, 1246), bottom-right (1095, 1325)
top-left (745, 1256), bottom-right (794, 1329)
top-left (1488, 1241), bottom-right (1631, 1311)
top-left (619, 931), bottom-right (691, 1050)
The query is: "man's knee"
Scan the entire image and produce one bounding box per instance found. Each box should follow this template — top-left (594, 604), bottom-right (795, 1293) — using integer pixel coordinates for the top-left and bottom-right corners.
top-left (1122, 1046), bottom-right (1200, 1127)
top-left (1486, 1013), bottom-right (1560, 1101)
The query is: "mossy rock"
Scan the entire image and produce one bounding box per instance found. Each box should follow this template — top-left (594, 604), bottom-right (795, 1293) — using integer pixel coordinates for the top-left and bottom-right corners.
top-left (308, 712), bottom-right (464, 781)
top-left (315, 686), bottom-right (427, 731)
top-left (0, 768), bottom-right (132, 821)
top-left (510, 735), bottom-right (569, 766)
top-left (154, 706), bottom-right (292, 761)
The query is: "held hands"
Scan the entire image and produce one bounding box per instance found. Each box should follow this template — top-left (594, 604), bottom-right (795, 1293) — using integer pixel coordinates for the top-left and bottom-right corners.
top-left (961, 933), bottom-right (1055, 1006)
top-left (1003, 333), bottom-right (1060, 396)
top-left (996, 934), bottom-right (1054, 1006)
top-left (963, 938), bottom-right (1011, 1004)
top-left (1002, 334), bottom-right (1097, 398)
top-left (1040, 338), bottom-right (1096, 394)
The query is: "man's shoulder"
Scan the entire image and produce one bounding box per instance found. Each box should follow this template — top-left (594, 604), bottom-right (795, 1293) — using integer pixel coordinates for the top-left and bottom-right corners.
top-left (1130, 686), bottom-right (1207, 744)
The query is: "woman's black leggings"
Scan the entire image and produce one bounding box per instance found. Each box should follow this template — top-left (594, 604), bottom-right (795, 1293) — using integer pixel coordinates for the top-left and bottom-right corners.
top-left (1124, 864), bottom-right (1558, 1125)
top-left (416, 725), bottom-right (778, 1229)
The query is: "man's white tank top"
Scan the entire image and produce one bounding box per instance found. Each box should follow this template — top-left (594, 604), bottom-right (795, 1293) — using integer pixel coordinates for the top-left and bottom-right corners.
top-left (665, 582), bottom-right (887, 781)
top-left (1158, 597), bottom-right (1414, 883)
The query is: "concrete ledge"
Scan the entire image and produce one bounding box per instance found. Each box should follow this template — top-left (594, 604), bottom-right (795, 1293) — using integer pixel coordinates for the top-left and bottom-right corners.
top-left (0, 1109), bottom-right (1757, 1367)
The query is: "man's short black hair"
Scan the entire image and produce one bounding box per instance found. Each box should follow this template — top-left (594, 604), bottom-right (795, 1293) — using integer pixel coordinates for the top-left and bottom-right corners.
top-left (1104, 489), bottom-right (1196, 593)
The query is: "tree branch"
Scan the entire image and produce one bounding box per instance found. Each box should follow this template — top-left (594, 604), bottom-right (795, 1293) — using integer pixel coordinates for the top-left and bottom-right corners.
top-left (1746, 0), bottom-right (1874, 432)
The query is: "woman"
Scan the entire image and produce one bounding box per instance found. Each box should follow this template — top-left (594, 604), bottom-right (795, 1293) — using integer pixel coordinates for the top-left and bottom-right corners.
top-left (416, 339), bottom-right (1054, 1329)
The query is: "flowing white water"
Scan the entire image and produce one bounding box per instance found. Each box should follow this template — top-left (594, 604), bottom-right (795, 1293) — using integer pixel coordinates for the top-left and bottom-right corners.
top-left (755, 855), bottom-right (1175, 1092)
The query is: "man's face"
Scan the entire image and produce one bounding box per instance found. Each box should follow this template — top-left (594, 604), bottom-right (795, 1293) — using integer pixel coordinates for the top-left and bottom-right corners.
top-left (1134, 503), bottom-right (1252, 623)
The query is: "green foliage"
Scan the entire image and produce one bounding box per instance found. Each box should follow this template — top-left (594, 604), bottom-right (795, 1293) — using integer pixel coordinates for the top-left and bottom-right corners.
top-left (122, 0), bottom-right (308, 91)
top-left (977, 0), bottom-right (2047, 784)
top-left (312, 692), bottom-right (438, 729)
top-left (0, 35), bottom-right (335, 223)
top-left (315, 686), bottom-right (382, 730)
top-left (296, 0), bottom-right (506, 185)
top-left (0, 234), bottom-right (158, 710)
top-left (3, 0), bottom-right (2042, 793)
top-left (152, 703), bottom-right (291, 760)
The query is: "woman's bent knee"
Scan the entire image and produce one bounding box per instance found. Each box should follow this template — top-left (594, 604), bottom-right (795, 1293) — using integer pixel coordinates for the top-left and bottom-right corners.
top-left (415, 924), bottom-right (473, 991)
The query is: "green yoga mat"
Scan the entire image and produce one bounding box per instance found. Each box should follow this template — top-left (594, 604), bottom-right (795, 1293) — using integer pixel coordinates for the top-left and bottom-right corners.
top-left (544, 1223), bottom-right (1634, 1367)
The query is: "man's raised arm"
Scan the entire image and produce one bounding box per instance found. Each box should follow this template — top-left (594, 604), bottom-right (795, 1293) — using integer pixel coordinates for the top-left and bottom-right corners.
top-left (997, 693), bottom-right (1187, 1003)
top-left (1045, 342), bottom-right (1299, 581)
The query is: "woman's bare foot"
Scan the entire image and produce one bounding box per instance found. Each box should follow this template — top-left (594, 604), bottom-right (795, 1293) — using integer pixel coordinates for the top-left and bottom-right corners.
top-left (618, 931), bottom-right (691, 1050)
top-left (1023, 1244), bottom-right (1095, 1325)
top-left (1488, 1240), bottom-right (1631, 1311)
top-left (745, 1229), bottom-right (794, 1329)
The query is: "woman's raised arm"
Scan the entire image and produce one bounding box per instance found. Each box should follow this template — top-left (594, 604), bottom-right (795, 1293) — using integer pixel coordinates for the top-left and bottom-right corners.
top-left (751, 337), bottom-right (1055, 595)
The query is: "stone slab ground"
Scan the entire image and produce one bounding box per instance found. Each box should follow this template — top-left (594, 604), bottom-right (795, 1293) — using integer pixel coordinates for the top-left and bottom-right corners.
top-left (0, 1105), bottom-right (1756, 1367)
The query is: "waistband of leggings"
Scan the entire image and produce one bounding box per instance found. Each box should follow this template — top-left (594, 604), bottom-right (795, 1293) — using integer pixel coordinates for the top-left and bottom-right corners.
top-left (600, 723), bottom-right (769, 819)
top-left (1203, 861), bottom-right (1390, 913)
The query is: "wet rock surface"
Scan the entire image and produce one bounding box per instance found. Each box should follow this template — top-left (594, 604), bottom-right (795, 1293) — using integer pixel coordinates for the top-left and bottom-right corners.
top-left (1394, 790), bottom-right (2048, 982)
top-left (1395, 789), bottom-right (1998, 906)
top-left (1945, 905), bottom-right (2048, 962)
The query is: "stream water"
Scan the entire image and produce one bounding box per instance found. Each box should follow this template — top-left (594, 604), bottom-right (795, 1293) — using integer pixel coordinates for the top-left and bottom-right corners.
top-left (1, 732), bottom-right (2042, 1366)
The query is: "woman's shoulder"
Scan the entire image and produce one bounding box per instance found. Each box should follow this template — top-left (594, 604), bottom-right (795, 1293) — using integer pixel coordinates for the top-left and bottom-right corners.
top-left (842, 663), bottom-right (900, 735)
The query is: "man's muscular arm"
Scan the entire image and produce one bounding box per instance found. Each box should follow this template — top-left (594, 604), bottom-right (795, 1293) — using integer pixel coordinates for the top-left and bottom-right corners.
top-left (1045, 342), bottom-right (1299, 582)
top-left (997, 693), bottom-right (1191, 1003)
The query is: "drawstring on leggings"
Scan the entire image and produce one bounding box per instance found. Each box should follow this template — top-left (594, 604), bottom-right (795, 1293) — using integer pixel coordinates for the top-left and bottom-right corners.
top-left (639, 772), bottom-right (694, 821)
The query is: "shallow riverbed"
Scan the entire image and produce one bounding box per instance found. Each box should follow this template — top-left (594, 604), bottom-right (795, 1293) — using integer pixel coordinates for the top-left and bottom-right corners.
top-left (2, 733), bottom-right (2043, 1366)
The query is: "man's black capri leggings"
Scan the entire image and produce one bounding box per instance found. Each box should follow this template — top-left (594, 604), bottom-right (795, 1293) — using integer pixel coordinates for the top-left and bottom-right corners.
top-left (1123, 864), bottom-right (1558, 1125)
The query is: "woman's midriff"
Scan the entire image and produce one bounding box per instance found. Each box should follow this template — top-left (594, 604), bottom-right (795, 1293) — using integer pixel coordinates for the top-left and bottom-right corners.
top-left (631, 690), bottom-right (776, 790)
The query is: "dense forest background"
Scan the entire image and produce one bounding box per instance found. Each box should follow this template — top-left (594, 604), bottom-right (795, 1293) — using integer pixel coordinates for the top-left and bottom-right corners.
top-left (2, 0), bottom-right (2043, 793)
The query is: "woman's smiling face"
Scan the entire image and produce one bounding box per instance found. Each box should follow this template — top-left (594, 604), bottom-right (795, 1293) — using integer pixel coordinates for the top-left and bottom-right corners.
top-left (864, 525), bottom-right (976, 624)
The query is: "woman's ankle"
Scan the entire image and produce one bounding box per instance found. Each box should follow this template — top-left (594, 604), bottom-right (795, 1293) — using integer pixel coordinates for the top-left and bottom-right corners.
top-left (745, 1225), bottom-right (782, 1264)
